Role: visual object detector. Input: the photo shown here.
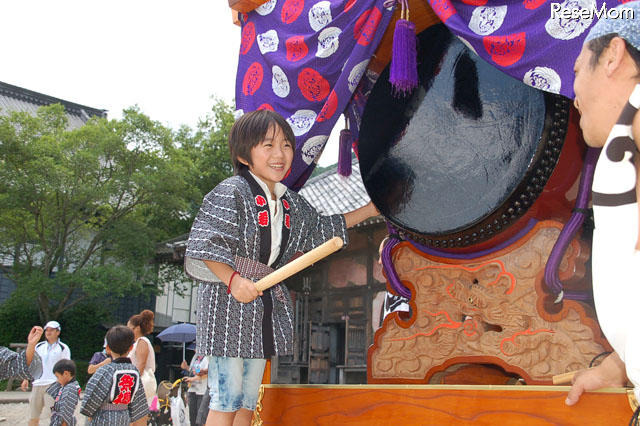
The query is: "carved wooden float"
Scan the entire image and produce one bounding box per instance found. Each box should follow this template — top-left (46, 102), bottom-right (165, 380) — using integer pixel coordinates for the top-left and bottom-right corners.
top-left (253, 384), bottom-right (633, 425)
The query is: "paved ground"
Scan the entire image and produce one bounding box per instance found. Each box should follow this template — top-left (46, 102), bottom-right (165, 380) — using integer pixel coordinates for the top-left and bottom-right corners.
top-left (0, 392), bottom-right (85, 425)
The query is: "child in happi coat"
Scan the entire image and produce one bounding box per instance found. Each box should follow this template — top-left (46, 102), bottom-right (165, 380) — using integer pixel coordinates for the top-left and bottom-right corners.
top-left (47, 359), bottom-right (81, 426)
top-left (80, 325), bottom-right (149, 426)
top-left (0, 326), bottom-right (43, 381)
top-left (184, 109), bottom-right (378, 425)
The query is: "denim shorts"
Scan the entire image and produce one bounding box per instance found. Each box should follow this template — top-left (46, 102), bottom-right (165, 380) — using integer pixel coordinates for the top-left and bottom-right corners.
top-left (207, 356), bottom-right (267, 412)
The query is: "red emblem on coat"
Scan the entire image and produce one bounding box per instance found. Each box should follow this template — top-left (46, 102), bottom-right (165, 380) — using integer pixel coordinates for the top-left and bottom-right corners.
top-left (113, 374), bottom-right (135, 405)
top-left (282, 199), bottom-right (290, 210)
top-left (285, 214), bottom-right (291, 229)
top-left (255, 195), bottom-right (267, 207)
top-left (258, 211), bottom-right (269, 227)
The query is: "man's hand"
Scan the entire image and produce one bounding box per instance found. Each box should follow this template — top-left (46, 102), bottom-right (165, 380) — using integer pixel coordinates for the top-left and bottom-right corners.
top-left (27, 326), bottom-right (43, 346)
top-left (230, 276), bottom-right (263, 303)
top-left (20, 379), bottom-right (29, 391)
top-left (566, 352), bottom-right (627, 406)
top-left (180, 360), bottom-right (189, 370)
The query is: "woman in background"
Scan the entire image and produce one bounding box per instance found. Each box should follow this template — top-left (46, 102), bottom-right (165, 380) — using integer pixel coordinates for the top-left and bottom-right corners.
top-left (128, 309), bottom-right (157, 405)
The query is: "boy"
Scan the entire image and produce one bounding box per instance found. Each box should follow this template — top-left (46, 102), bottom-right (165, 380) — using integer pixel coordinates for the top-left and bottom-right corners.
top-left (47, 359), bottom-right (81, 426)
top-left (80, 325), bottom-right (149, 426)
top-left (0, 325), bottom-right (43, 380)
top-left (184, 109), bottom-right (378, 425)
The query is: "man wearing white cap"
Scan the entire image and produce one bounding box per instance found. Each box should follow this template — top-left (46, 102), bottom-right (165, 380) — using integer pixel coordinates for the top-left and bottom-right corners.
top-left (566, 0), bottom-right (640, 410)
top-left (21, 320), bottom-right (71, 426)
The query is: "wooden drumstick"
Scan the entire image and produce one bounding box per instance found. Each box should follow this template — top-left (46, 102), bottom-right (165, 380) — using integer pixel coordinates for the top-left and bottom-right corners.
top-left (254, 237), bottom-right (344, 292)
top-left (552, 368), bottom-right (593, 385)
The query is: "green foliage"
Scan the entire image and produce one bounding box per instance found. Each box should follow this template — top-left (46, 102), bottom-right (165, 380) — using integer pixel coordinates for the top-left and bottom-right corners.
top-left (0, 298), bottom-right (39, 347)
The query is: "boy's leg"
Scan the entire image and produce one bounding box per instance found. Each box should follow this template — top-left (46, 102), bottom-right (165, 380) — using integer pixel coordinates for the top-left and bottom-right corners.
top-left (205, 410), bottom-right (235, 426)
top-left (232, 409), bottom-right (254, 426)
top-left (236, 358), bottom-right (267, 426)
top-left (206, 356), bottom-right (252, 426)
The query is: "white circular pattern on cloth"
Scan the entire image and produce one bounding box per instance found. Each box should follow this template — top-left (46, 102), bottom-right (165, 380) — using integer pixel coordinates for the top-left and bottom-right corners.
top-left (234, 109), bottom-right (245, 119)
top-left (316, 27), bottom-right (341, 58)
top-left (347, 59), bottom-right (370, 93)
top-left (272, 65), bottom-right (290, 98)
top-left (286, 109), bottom-right (317, 136)
top-left (545, 0), bottom-right (596, 40)
top-left (301, 135), bottom-right (329, 164)
top-left (257, 29), bottom-right (279, 55)
top-left (468, 6), bottom-right (508, 36)
top-left (309, 1), bottom-right (333, 32)
top-left (255, 0), bottom-right (277, 16)
top-left (523, 66), bottom-right (562, 94)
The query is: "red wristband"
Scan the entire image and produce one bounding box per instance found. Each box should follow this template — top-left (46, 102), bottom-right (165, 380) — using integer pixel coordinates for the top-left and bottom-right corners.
top-left (227, 271), bottom-right (239, 294)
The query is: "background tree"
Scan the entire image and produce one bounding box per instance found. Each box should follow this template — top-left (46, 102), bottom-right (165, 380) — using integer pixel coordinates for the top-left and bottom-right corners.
top-left (0, 104), bottom-right (198, 321)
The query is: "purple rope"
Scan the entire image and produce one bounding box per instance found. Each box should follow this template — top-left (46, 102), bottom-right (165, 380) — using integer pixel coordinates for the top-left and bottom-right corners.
top-left (382, 223), bottom-right (411, 299)
top-left (544, 147), bottom-right (601, 302)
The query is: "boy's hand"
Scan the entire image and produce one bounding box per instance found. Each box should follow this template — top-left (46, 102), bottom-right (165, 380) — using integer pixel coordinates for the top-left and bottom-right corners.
top-left (230, 276), bottom-right (263, 303)
top-left (20, 379), bottom-right (29, 391)
top-left (27, 326), bottom-right (44, 346)
top-left (180, 360), bottom-right (189, 370)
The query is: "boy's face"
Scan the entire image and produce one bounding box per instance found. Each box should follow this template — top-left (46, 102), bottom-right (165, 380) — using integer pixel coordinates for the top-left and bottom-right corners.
top-left (240, 124), bottom-right (293, 193)
top-left (55, 371), bottom-right (72, 386)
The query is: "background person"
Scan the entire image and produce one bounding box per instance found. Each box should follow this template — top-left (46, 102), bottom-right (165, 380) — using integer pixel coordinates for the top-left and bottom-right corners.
top-left (87, 337), bottom-right (111, 375)
top-left (127, 309), bottom-right (157, 406)
top-left (181, 353), bottom-right (209, 426)
top-left (22, 320), bottom-right (70, 426)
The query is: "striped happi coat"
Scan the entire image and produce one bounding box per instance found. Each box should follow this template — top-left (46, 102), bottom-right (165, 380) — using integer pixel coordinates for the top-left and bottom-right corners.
top-left (80, 358), bottom-right (149, 425)
top-left (47, 380), bottom-right (81, 426)
top-left (185, 172), bottom-right (348, 359)
top-left (0, 346), bottom-right (42, 380)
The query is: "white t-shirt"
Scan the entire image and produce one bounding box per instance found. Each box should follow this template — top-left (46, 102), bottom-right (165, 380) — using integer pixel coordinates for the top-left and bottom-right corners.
top-left (129, 336), bottom-right (155, 373)
top-left (249, 170), bottom-right (287, 266)
top-left (187, 355), bottom-right (209, 395)
top-left (32, 340), bottom-right (70, 386)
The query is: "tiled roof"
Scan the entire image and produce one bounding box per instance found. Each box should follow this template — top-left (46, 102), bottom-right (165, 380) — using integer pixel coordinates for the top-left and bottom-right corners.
top-left (299, 158), bottom-right (371, 215)
top-left (0, 81), bottom-right (107, 129)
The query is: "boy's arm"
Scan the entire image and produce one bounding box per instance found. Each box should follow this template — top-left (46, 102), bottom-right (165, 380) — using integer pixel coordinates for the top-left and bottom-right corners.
top-left (203, 260), bottom-right (262, 303)
top-left (80, 368), bottom-right (110, 418)
top-left (344, 202), bottom-right (379, 228)
top-left (128, 378), bottom-right (149, 422)
top-left (58, 385), bottom-right (80, 426)
top-left (184, 182), bottom-right (242, 283)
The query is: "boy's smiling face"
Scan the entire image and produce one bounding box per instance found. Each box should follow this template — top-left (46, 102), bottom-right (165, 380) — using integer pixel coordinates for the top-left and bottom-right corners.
top-left (240, 124), bottom-right (294, 195)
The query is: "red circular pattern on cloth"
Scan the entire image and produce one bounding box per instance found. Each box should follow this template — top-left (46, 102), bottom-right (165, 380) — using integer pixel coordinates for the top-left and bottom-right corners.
top-left (357, 7), bottom-right (382, 46)
top-left (461, 0), bottom-right (488, 5)
top-left (258, 210), bottom-right (269, 227)
top-left (242, 62), bottom-right (264, 96)
top-left (240, 22), bottom-right (256, 55)
top-left (298, 68), bottom-right (330, 102)
top-left (522, 0), bottom-right (546, 9)
top-left (286, 35), bottom-right (309, 62)
top-left (282, 0), bottom-right (305, 24)
top-left (344, 0), bottom-right (357, 12)
top-left (429, 0), bottom-right (457, 23)
top-left (317, 90), bottom-right (338, 122)
top-left (257, 103), bottom-right (274, 111)
top-left (483, 33), bottom-right (526, 67)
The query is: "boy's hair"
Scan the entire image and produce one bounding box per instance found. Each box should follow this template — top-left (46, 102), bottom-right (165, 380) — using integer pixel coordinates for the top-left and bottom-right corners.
top-left (106, 325), bottom-right (135, 355)
top-left (53, 359), bottom-right (76, 377)
top-left (229, 110), bottom-right (296, 174)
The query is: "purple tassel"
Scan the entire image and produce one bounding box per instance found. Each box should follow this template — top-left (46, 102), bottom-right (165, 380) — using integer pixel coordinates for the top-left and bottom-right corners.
top-left (390, 18), bottom-right (418, 95)
top-left (338, 128), bottom-right (352, 177)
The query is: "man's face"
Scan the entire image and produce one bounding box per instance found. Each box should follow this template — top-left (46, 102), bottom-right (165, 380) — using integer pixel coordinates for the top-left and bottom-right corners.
top-left (44, 327), bottom-right (60, 343)
top-left (573, 45), bottom-right (614, 147)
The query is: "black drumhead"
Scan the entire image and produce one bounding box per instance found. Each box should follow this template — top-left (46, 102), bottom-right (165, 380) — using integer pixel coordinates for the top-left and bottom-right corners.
top-left (359, 24), bottom-right (569, 248)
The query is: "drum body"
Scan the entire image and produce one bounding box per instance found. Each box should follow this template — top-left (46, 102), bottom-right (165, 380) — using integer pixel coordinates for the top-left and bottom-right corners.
top-left (359, 24), bottom-right (572, 249)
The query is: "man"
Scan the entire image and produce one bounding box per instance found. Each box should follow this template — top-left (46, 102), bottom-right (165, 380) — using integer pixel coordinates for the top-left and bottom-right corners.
top-left (566, 1), bottom-right (640, 406)
top-left (21, 320), bottom-right (71, 426)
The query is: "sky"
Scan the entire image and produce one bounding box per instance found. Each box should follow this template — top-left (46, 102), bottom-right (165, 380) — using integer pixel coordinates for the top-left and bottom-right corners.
top-left (1, 0), bottom-right (339, 166)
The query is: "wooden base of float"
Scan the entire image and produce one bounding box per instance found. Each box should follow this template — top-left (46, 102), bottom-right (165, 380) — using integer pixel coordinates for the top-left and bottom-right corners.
top-left (252, 384), bottom-right (633, 425)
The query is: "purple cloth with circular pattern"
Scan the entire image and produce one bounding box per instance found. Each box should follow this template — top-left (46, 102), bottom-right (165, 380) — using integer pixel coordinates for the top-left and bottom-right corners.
top-left (235, 0), bottom-right (394, 191)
